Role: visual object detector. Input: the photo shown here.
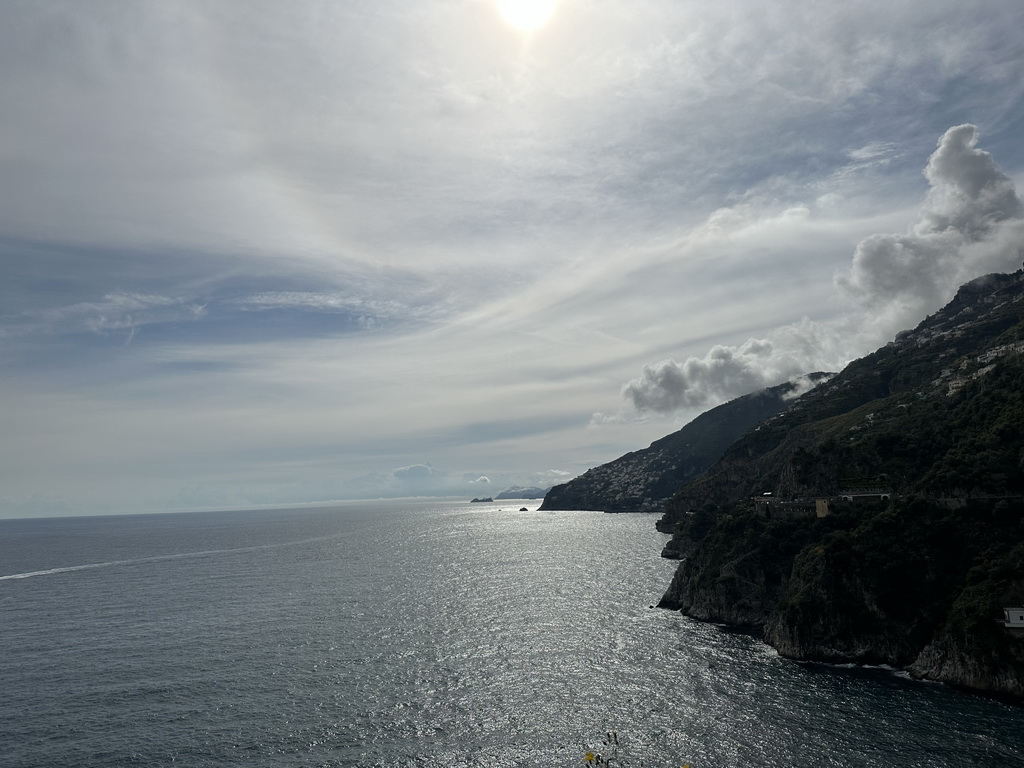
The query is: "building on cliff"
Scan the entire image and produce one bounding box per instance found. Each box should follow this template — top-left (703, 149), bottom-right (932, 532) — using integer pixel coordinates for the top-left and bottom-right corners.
top-left (1003, 607), bottom-right (1024, 637)
top-left (754, 488), bottom-right (893, 520)
top-left (753, 494), bottom-right (818, 520)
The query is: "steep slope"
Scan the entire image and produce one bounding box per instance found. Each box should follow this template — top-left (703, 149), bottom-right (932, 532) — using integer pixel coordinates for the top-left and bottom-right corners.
top-left (660, 270), bottom-right (1024, 525)
top-left (658, 269), bottom-right (1024, 700)
top-left (494, 486), bottom-right (549, 500)
top-left (539, 375), bottom-right (832, 512)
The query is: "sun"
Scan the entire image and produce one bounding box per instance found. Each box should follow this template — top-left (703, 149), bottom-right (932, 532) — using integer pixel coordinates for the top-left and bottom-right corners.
top-left (496, 0), bottom-right (558, 31)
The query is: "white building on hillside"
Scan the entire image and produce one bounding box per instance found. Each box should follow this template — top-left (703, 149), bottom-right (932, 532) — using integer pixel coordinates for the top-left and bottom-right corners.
top-left (1001, 607), bottom-right (1024, 632)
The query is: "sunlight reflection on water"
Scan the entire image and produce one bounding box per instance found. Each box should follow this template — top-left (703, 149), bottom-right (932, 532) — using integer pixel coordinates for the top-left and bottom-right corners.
top-left (1, 502), bottom-right (1021, 767)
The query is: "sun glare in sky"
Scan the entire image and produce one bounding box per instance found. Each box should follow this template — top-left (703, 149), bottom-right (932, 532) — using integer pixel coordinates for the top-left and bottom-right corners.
top-left (496, 0), bottom-right (558, 31)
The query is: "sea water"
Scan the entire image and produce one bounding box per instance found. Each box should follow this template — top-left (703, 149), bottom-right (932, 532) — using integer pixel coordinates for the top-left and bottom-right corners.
top-left (1, 500), bottom-right (1021, 767)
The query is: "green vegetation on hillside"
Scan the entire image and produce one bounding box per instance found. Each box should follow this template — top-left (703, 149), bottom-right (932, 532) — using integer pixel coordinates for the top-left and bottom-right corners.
top-left (656, 270), bottom-right (1024, 699)
top-left (541, 376), bottom-right (831, 512)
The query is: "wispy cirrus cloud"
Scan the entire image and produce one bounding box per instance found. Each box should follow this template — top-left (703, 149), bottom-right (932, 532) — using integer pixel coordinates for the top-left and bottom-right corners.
top-left (228, 291), bottom-right (449, 330)
top-left (5, 292), bottom-right (205, 342)
top-left (2, 1), bottom-right (1024, 514)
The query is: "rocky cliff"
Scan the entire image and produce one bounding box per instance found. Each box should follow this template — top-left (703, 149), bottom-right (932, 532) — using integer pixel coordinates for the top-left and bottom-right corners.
top-left (539, 376), bottom-right (831, 513)
top-left (658, 269), bottom-right (1024, 701)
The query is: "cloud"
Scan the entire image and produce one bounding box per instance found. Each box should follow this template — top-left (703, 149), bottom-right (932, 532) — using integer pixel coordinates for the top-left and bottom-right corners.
top-left (781, 372), bottom-right (834, 401)
top-left (847, 142), bottom-right (898, 163)
top-left (231, 291), bottom-right (431, 331)
top-left (920, 124), bottom-right (1024, 236)
top-left (392, 464), bottom-right (444, 483)
top-left (589, 411), bottom-right (628, 426)
top-left (16, 292), bottom-right (206, 341)
top-left (4, 2), bottom-right (1024, 515)
top-left (622, 339), bottom-right (818, 413)
top-left (838, 124), bottom-right (1024, 318)
top-left (535, 469), bottom-right (573, 487)
top-left (624, 125), bottom-right (1024, 416)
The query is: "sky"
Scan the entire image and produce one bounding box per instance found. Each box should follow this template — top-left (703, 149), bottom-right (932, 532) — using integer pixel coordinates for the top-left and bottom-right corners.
top-left (3, 0), bottom-right (1024, 517)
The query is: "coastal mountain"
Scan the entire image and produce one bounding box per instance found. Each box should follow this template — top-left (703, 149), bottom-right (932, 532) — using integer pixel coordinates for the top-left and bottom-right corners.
top-left (658, 269), bottom-right (1024, 700)
top-left (494, 486), bottom-right (550, 500)
top-left (539, 375), bottom-right (833, 513)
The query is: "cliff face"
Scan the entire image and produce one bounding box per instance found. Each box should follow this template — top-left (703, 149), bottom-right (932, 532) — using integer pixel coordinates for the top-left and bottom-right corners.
top-left (662, 501), bottom-right (1024, 698)
top-left (658, 270), bottom-right (1024, 701)
top-left (540, 376), bottom-right (831, 512)
top-left (907, 541), bottom-right (1024, 697)
top-left (659, 513), bottom-right (797, 626)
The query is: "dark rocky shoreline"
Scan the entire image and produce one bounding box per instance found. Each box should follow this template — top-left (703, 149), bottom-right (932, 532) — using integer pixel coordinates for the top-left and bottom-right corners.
top-left (657, 503), bottom-right (1024, 702)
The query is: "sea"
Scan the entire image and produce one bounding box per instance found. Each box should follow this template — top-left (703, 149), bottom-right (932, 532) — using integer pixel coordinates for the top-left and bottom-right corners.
top-left (1, 499), bottom-right (1021, 768)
